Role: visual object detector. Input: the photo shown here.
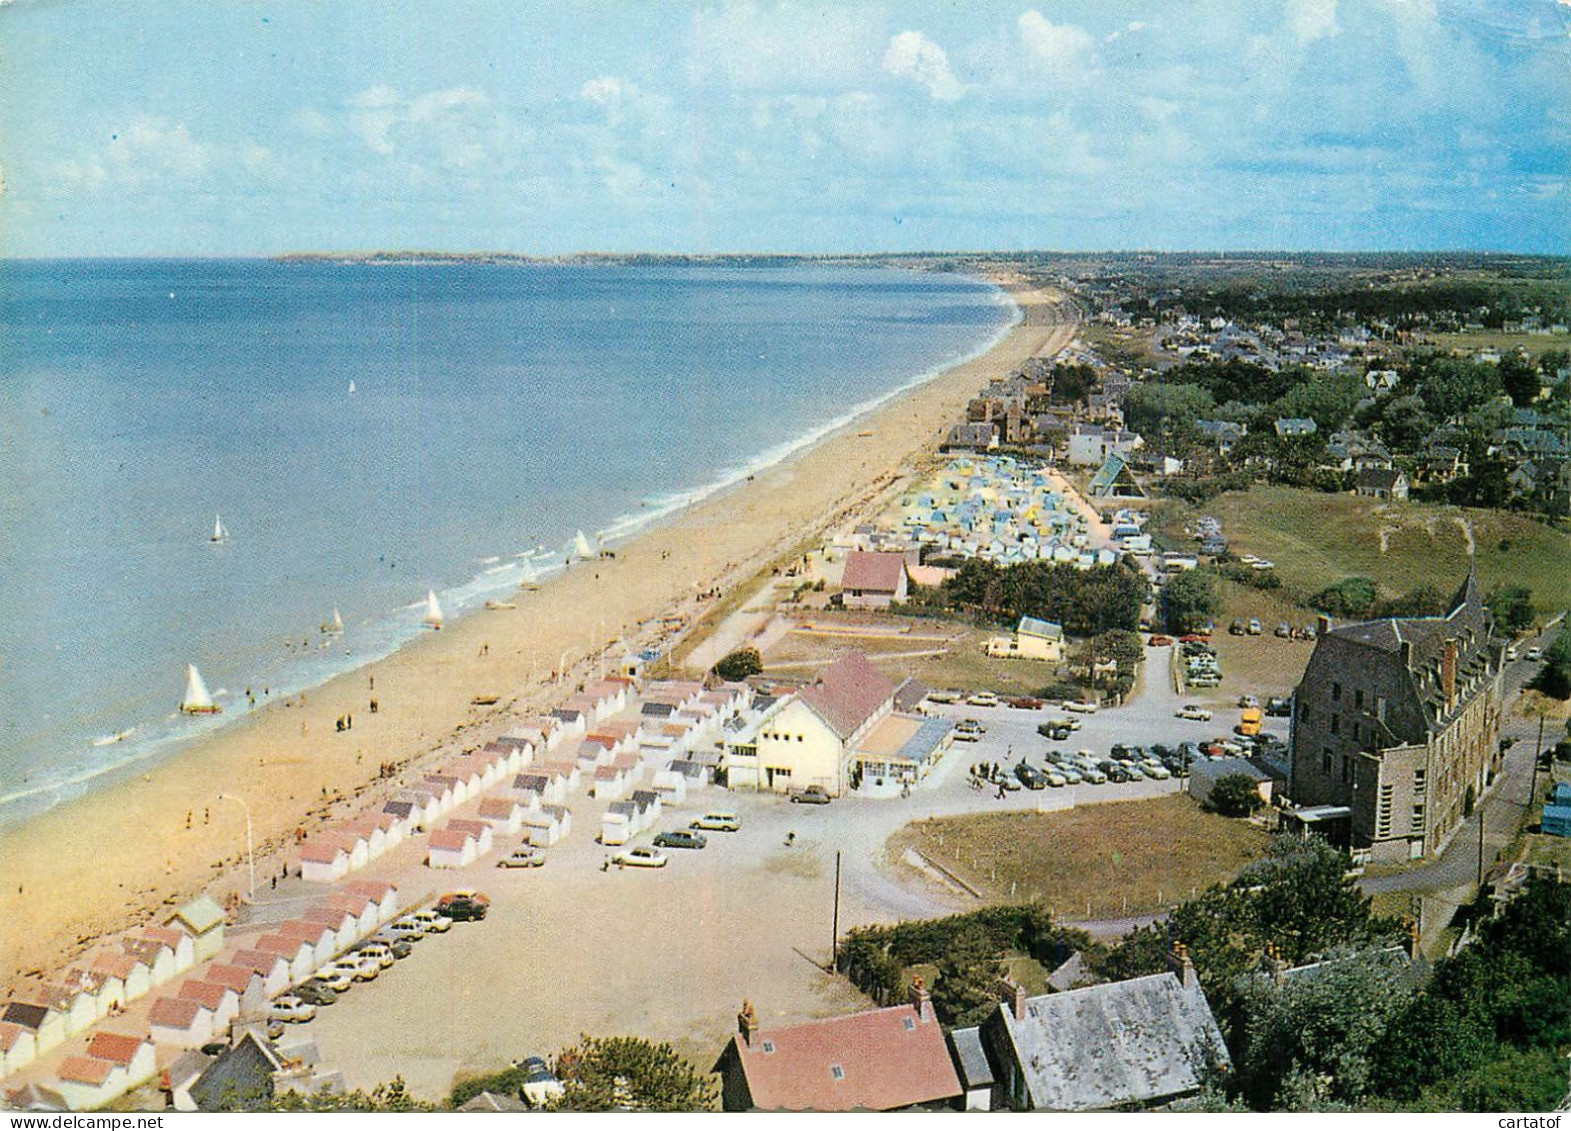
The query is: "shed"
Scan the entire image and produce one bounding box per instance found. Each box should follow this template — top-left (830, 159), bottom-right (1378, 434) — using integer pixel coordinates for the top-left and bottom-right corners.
top-left (276, 921), bottom-right (337, 970)
top-left (650, 768), bottom-right (688, 805)
top-left (343, 879), bottom-right (400, 924)
top-left (592, 764), bottom-right (628, 801)
top-left (323, 892), bottom-right (380, 941)
top-left (178, 979), bottom-right (241, 1032)
top-left (600, 804), bottom-right (635, 847)
top-left (14, 984), bottom-right (94, 1040)
top-left (302, 904), bottom-right (362, 947)
top-left (60, 966), bottom-right (125, 1020)
top-left (520, 805), bottom-right (568, 847)
top-left (148, 995), bottom-right (216, 1051)
top-left (447, 817), bottom-right (495, 856)
top-left (142, 926), bottom-right (197, 975)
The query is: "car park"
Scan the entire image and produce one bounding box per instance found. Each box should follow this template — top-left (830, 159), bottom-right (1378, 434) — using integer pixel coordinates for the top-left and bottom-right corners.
top-left (409, 909), bottom-right (453, 933)
top-left (691, 812), bottom-right (741, 832)
top-left (653, 829), bottom-right (707, 850)
top-left (790, 785), bottom-right (833, 804)
top-left (613, 845), bottom-right (669, 868)
top-left (435, 891), bottom-right (490, 922)
top-left (498, 845), bottom-right (547, 868)
top-left (967, 691), bottom-right (1000, 708)
top-left (1176, 704), bottom-right (1212, 721)
top-left (268, 994), bottom-right (318, 1022)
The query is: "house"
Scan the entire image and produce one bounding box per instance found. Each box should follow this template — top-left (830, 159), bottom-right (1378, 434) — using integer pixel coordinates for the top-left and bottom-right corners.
top-left (1196, 419), bottom-right (1245, 456)
top-left (1274, 417), bottom-right (1318, 438)
top-left (714, 986), bottom-right (962, 1112)
top-left (942, 421), bottom-right (998, 451)
top-left (1355, 468), bottom-right (1409, 501)
top-left (1068, 425), bottom-right (1143, 467)
top-left (148, 996), bottom-right (216, 1051)
top-left (457, 1090), bottom-right (530, 1112)
top-left (840, 551), bottom-right (909, 609)
top-left (725, 652), bottom-right (897, 797)
top-left (166, 895), bottom-right (227, 962)
top-left (188, 1029), bottom-right (285, 1111)
top-left (1289, 570), bottom-right (1505, 863)
top-left (1087, 452), bottom-right (1147, 498)
top-left (980, 956), bottom-right (1230, 1111)
top-left (985, 616), bottom-right (1064, 662)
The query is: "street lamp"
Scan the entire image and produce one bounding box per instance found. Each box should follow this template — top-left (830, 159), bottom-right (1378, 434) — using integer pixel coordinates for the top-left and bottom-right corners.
top-left (217, 793), bottom-right (255, 901)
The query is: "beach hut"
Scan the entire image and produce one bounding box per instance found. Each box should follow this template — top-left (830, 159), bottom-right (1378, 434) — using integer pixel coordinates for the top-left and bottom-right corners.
top-left (60, 967), bottom-right (125, 1021)
top-left (669, 759), bottom-right (712, 794)
top-left (303, 904), bottom-right (361, 947)
top-left (166, 895), bottom-right (227, 963)
top-left (591, 765), bottom-right (627, 802)
top-left (322, 894), bottom-right (379, 943)
top-left (56, 1054), bottom-right (128, 1111)
top-left (203, 965), bottom-right (268, 1017)
top-left (16, 984), bottom-right (95, 1039)
top-left (177, 980), bottom-right (240, 1033)
top-left (299, 838), bottom-right (351, 885)
top-left (276, 921), bottom-right (337, 971)
top-left (141, 927), bottom-right (196, 976)
top-left (520, 806), bottom-right (568, 847)
top-left (380, 799), bottom-right (417, 836)
top-left (476, 797), bottom-right (525, 835)
top-left (631, 789), bottom-right (662, 829)
top-left (447, 818), bottom-right (495, 856)
top-left (397, 789), bottom-right (446, 830)
top-left (438, 763), bottom-right (484, 802)
top-left (148, 996), bottom-right (214, 1051)
top-left (539, 761), bottom-right (582, 794)
top-left (228, 949), bottom-right (291, 999)
top-left (89, 950), bottom-right (150, 1004)
top-left (428, 827), bottom-right (479, 870)
top-left (358, 808), bottom-right (407, 850)
top-left (254, 935), bottom-right (316, 986)
top-left (0, 1020), bottom-right (38, 1076)
top-left (548, 707), bottom-right (587, 739)
top-left (600, 803), bottom-right (635, 847)
top-left (426, 772), bottom-right (468, 807)
top-left (479, 742), bottom-right (522, 776)
top-left (651, 767), bottom-right (688, 806)
top-left (340, 817), bottom-right (391, 861)
top-left (455, 753), bottom-right (504, 791)
top-left (121, 936), bottom-right (177, 988)
top-left (343, 880), bottom-right (400, 925)
top-left (508, 773), bottom-right (553, 809)
top-left (86, 1032), bottom-right (157, 1094)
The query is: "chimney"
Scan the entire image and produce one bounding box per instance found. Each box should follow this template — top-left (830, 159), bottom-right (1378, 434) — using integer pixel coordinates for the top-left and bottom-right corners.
top-left (1262, 942), bottom-right (1288, 987)
top-left (995, 974), bottom-right (1027, 1021)
top-left (1316, 614), bottom-right (1331, 638)
top-left (910, 975), bottom-right (932, 1023)
top-left (1168, 941), bottom-right (1197, 990)
top-left (1403, 917), bottom-right (1421, 960)
top-left (1399, 639), bottom-right (1413, 669)
top-left (1442, 639), bottom-right (1458, 709)
top-left (737, 1000), bottom-right (759, 1048)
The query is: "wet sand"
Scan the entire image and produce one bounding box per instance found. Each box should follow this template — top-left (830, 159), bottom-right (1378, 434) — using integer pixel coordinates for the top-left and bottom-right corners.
top-left (0, 278), bottom-right (1073, 987)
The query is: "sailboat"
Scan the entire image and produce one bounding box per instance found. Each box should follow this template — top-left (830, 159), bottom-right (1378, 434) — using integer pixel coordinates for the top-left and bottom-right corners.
top-left (322, 607), bottom-right (345, 635)
top-left (348, 380), bottom-right (356, 394)
top-left (572, 530), bottom-right (595, 561)
top-left (422, 590), bottom-right (444, 630)
top-left (180, 664), bottom-right (222, 714)
top-left (209, 515), bottom-right (230, 544)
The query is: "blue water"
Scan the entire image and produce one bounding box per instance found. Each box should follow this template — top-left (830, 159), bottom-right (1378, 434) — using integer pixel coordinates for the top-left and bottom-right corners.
top-left (0, 260), bottom-right (1016, 825)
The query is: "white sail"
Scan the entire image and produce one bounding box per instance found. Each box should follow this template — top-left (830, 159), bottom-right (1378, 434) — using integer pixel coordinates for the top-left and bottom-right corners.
top-left (573, 530), bottom-right (595, 560)
top-left (324, 606), bottom-right (344, 634)
top-left (422, 589), bottom-right (444, 629)
top-left (348, 380), bottom-right (356, 394)
top-left (210, 514), bottom-right (229, 543)
top-left (180, 664), bottom-right (221, 714)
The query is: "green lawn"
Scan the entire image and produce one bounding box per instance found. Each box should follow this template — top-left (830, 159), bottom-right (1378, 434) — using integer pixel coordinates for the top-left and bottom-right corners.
top-left (1150, 486), bottom-right (1571, 620)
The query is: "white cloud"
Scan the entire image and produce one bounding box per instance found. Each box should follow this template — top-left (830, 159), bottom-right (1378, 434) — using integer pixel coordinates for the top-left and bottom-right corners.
top-left (883, 30), bottom-right (965, 102)
top-left (580, 76), bottom-right (625, 109)
top-left (348, 86), bottom-right (402, 155)
top-left (1019, 10), bottom-right (1097, 74)
top-left (1287, 0), bottom-right (1341, 43)
top-left (689, 4), bottom-right (878, 92)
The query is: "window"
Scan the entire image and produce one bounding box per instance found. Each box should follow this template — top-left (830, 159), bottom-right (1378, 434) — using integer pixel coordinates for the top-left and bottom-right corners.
top-left (1412, 804), bottom-right (1426, 831)
top-left (831, 1065), bottom-right (845, 1080)
top-left (762, 1041), bottom-right (775, 1054)
top-left (1330, 714), bottom-right (1341, 736)
top-left (903, 1017), bottom-right (916, 1031)
top-left (1355, 688), bottom-right (1365, 709)
top-left (1413, 768), bottom-right (1426, 797)
top-left (1322, 750), bottom-right (1333, 775)
top-left (1332, 682), bottom-right (1342, 701)
top-left (1342, 755), bottom-right (1352, 783)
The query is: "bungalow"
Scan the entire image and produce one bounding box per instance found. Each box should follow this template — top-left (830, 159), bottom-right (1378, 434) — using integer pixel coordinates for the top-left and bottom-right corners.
top-left (228, 950), bottom-right (291, 999)
top-left (575, 740), bottom-right (615, 773)
top-left (979, 955), bottom-right (1230, 1111)
top-left (439, 761), bottom-right (487, 801)
top-left (141, 927), bottom-right (196, 977)
top-left (342, 879), bottom-right (400, 925)
top-left (177, 980), bottom-right (240, 1033)
top-left (1355, 467), bottom-right (1409, 501)
top-left (166, 895), bottom-right (227, 963)
top-left (84, 1032), bottom-right (156, 1092)
top-left (427, 827), bottom-right (480, 870)
top-left (476, 796), bottom-right (527, 835)
top-left (89, 950), bottom-right (151, 1004)
top-left (480, 741), bottom-right (528, 776)
top-left (0, 1020), bottom-right (38, 1076)
top-left (299, 838), bottom-right (351, 885)
top-left (204, 965), bottom-right (268, 1016)
top-left (253, 935), bottom-right (316, 986)
top-left (56, 1055), bottom-right (128, 1111)
top-left (1, 1001), bottom-right (64, 1056)
top-left (984, 616), bottom-right (1064, 662)
top-left (715, 987), bottom-right (961, 1112)
top-left (840, 551), bottom-right (909, 610)
top-left (148, 995), bottom-right (215, 1051)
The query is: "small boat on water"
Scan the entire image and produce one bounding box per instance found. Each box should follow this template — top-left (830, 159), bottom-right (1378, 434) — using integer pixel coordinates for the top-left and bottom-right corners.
top-left (209, 515), bottom-right (230, 544)
top-left (484, 600), bottom-right (516, 611)
top-left (180, 665), bottom-right (222, 714)
top-left (90, 727), bottom-right (135, 748)
top-left (322, 607), bottom-right (345, 635)
top-left (422, 590), bottom-right (444, 630)
top-left (572, 530), bottom-right (595, 561)
top-left (348, 380), bottom-right (357, 394)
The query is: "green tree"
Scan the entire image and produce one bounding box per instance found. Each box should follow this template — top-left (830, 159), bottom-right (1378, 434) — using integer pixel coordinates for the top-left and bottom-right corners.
top-left (1527, 629), bottom-right (1571, 702)
top-left (1123, 382), bottom-right (1216, 436)
top-left (1275, 372), bottom-right (1363, 433)
top-left (1310, 577), bottom-right (1378, 618)
top-left (1207, 773), bottom-right (1264, 818)
top-left (1484, 584), bottom-right (1534, 636)
top-left (1498, 351), bottom-right (1542, 407)
top-left (930, 924), bottom-right (1007, 1027)
top-left (1162, 569), bottom-right (1219, 634)
top-left (1416, 357), bottom-right (1503, 419)
top-left (1370, 994), bottom-right (1494, 1101)
top-left (1423, 1046), bottom-right (1569, 1112)
top-left (274, 1078), bottom-right (435, 1112)
top-left (552, 1035), bottom-right (717, 1112)
top-left (713, 647), bottom-right (763, 682)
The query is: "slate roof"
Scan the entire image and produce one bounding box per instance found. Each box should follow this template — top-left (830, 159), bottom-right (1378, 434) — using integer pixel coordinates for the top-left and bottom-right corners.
top-left (726, 1004), bottom-right (961, 1111)
top-left (842, 551), bottom-right (907, 593)
top-left (190, 1031), bottom-right (283, 1111)
top-left (1, 1002), bottom-right (51, 1032)
top-left (949, 1026), bottom-right (995, 1089)
top-left (797, 652), bottom-right (895, 740)
top-left (1356, 468), bottom-right (1405, 492)
top-left (989, 972), bottom-right (1229, 1111)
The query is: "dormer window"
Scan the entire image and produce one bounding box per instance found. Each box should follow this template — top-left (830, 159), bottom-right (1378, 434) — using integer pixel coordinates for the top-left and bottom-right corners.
top-left (762, 1040), bottom-right (775, 1054)
top-left (903, 1017), bottom-right (916, 1031)
top-left (831, 1065), bottom-right (845, 1080)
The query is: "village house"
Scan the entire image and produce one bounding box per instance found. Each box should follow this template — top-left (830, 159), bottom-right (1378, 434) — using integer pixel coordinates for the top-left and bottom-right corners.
top-left (984, 616), bottom-right (1065, 662)
top-left (1354, 467), bottom-right (1409, 501)
top-left (1067, 424), bottom-right (1143, 467)
top-left (1274, 417), bottom-right (1318, 438)
top-left (1289, 570), bottom-right (1505, 863)
top-left (942, 421), bottom-right (999, 451)
top-left (839, 550), bottom-right (909, 609)
top-left (714, 986), bottom-right (961, 1112)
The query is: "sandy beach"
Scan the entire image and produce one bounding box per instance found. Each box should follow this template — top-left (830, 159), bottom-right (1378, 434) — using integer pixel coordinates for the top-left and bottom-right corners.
top-left (0, 277), bottom-right (1072, 988)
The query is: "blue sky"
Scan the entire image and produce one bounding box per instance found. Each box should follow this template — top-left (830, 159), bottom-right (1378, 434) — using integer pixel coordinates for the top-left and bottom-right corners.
top-left (1, 0), bottom-right (1566, 255)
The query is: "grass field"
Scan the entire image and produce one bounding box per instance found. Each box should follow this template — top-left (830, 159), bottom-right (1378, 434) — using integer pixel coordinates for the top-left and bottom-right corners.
top-left (1150, 486), bottom-right (1571, 620)
top-left (1427, 330), bottom-right (1571, 359)
top-left (890, 794), bottom-right (1269, 920)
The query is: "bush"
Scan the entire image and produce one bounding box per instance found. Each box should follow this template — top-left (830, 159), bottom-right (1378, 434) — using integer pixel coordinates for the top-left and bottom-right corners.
top-left (713, 647), bottom-right (762, 682)
top-left (1310, 577), bottom-right (1378, 618)
top-left (1207, 773), bottom-right (1264, 818)
top-left (1163, 569), bottom-right (1220, 634)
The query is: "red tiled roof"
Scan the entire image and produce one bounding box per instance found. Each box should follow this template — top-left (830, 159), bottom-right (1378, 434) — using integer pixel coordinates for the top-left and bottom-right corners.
top-left (85, 1032), bottom-right (145, 1066)
top-left (57, 1055), bottom-right (116, 1086)
top-left (798, 652), bottom-right (896, 740)
top-left (477, 798), bottom-right (518, 818)
top-left (730, 1004), bottom-right (960, 1112)
top-left (177, 980), bottom-right (234, 1012)
top-left (324, 893), bottom-right (374, 917)
top-left (0, 1021), bottom-right (31, 1052)
top-left (344, 879), bottom-right (396, 901)
top-left (230, 949), bottom-right (288, 976)
top-left (203, 965), bottom-right (261, 995)
top-left (302, 906), bottom-right (356, 931)
top-left (429, 829), bottom-right (473, 851)
top-left (148, 996), bottom-right (206, 1028)
top-left (841, 551), bottom-right (906, 594)
top-left (140, 926), bottom-right (186, 950)
top-left (299, 840), bottom-right (348, 864)
top-left (447, 818), bottom-right (489, 836)
top-left (90, 950), bottom-right (140, 980)
top-left (254, 934), bottom-right (311, 960)
top-left (277, 921), bottom-right (333, 946)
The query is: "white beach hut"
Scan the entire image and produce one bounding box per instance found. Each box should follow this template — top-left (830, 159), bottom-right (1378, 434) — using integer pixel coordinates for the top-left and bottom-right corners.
top-left (651, 767), bottom-right (689, 805)
top-left (299, 839), bottom-right (350, 884)
top-left (276, 921), bottom-right (337, 971)
top-left (322, 894), bottom-right (379, 943)
top-left (419, 775), bottom-right (460, 813)
top-left (22, 984), bottom-right (96, 1039)
top-left (446, 818), bottom-right (495, 857)
top-left (177, 979), bottom-right (239, 1033)
top-left (166, 896), bottom-right (227, 963)
top-left (56, 1055), bottom-right (128, 1111)
top-left (520, 806), bottom-right (567, 847)
top-left (302, 904), bottom-right (361, 947)
top-left (254, 935), bottom-right (316, 985)
top-left (591, 764), bottom-right (627, 802)
top-left (85, 1032), bottom-right (156, 1092)
top-left (148, 996), bottom-right (214, 1051)
top-left (202, 965), bottom-right (267, 1017)
top-left (0, 1001), bottom-right (64, 1057)
top-left (428, 827), bottom-right (479, 869)
top-left (600, 804), bottom-right (634, 847)
top-left (340, 817), bottom-right (391, 861)
top-left (476, 797), bottom-right (525, 835)
top-left (60, 967), bottom-right (124, 1021)
top-left (343, 879), bottom-right (400, 925)
top-left (227, 949), bottom-right (292, 1000)
top-left (0, 1019), bottom-right (39, 1076)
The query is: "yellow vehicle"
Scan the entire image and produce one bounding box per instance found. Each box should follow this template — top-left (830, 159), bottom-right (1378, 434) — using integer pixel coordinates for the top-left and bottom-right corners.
top-left (1236, 707), bottom-right (1263, 737)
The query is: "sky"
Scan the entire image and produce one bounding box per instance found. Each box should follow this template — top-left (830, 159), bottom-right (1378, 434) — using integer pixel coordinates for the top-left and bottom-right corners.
top-left (0, 0), bottom-right (1567, 256)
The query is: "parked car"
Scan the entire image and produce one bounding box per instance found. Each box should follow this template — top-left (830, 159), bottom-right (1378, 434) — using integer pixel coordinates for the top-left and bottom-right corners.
top-left (291, 981), bottom-right (338, 1006)
top-left (409, 909), bottom-right (453, 933)
top-left (369, 931), bottom-right (413, 960)
top-left (613, 845), bottom-right (669, 868)
top-left (1007, 696), bottom-right (1045, 710)
top-left (790, 785), bottom-right (833, 804)
top-left (1057, 765), bottom-right (1084, 785)
top-left (325, 955), bottom-right (379, 983)
top-left (953, 720), bottom-right (985, 741)
top-left (653, 829), bottom-right (708, 850)
top-left (1051, 716), bottom-right (1082, 731)
top-left (1141, 761), bottom-right (1172, 780)
top-left (1015, 762), bottom-right (1047, 790)
top-left (1037, 722), bottom-right (1072, 740)
top-left (1247, 618), bottom-right (1263, 635)
top-left (519, 1057), bottom-right (566, 1108)
top-left (498, 845), bottom-right (547, 868)
top-left (1078, 765), bottom-right (1107, 784)
top-left (383, 920), bottom-right (426, 944)
top-left (1177, 704), bottom-right (1213, 721)
top-left (926, 689), bottom-right (960, 704)
top-left (308, 969), bottom-right (355, 994)
top-left (967, 691), bottom-right (1000, 708)
top-left (268, 994), bottom-right (318, 1023)
top-left (1103, 765), bottom-right (1131, 783)
top-left (1238, 694), bottom-right (1260, 709)
top-left (435, 891), bottom-right (490, 922)
top-left (1274, 623), bottom-right (1293, 638)
top-left (1266, 697), bottom-right (1293, 717)
top-left (353, 943), bottom-right (398, 969)
top-left (1506, 644), bottom-right (1521, 661)
top-left (1062, 699), bottom-right (1098, 714)
top-left (691, 812), bottom-right (741, 832)
top-left (1148, 635), bottom-right (1175, 647)
top-left (1528, 646), bottom-right (1544, 661)
top-left (1229, 619), bottom-right (1246, 635)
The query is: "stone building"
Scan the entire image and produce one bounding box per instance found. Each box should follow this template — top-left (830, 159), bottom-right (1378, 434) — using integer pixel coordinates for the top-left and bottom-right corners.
top-left (1288, 570), bottom-right (1505, 864)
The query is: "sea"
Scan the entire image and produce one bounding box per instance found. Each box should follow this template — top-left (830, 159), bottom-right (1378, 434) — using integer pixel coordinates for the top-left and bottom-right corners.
top-left (0, 259), bottom-right (1018, 829)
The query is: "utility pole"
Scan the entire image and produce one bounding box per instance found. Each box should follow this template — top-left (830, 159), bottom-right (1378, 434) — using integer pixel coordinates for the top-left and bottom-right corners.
top-left (1476, 796), bottom-right (1486, 886)
top-left (217, 793), bottom-right (255, 901)
top-left (1529, 713), bottom-right (1546, 807)
top-left (831, 851), bottom-right (842, 972)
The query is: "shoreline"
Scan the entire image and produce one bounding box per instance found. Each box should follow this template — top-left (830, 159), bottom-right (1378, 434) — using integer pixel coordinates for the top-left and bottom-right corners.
top-left (0, 276), bottom-right (1070, 985)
